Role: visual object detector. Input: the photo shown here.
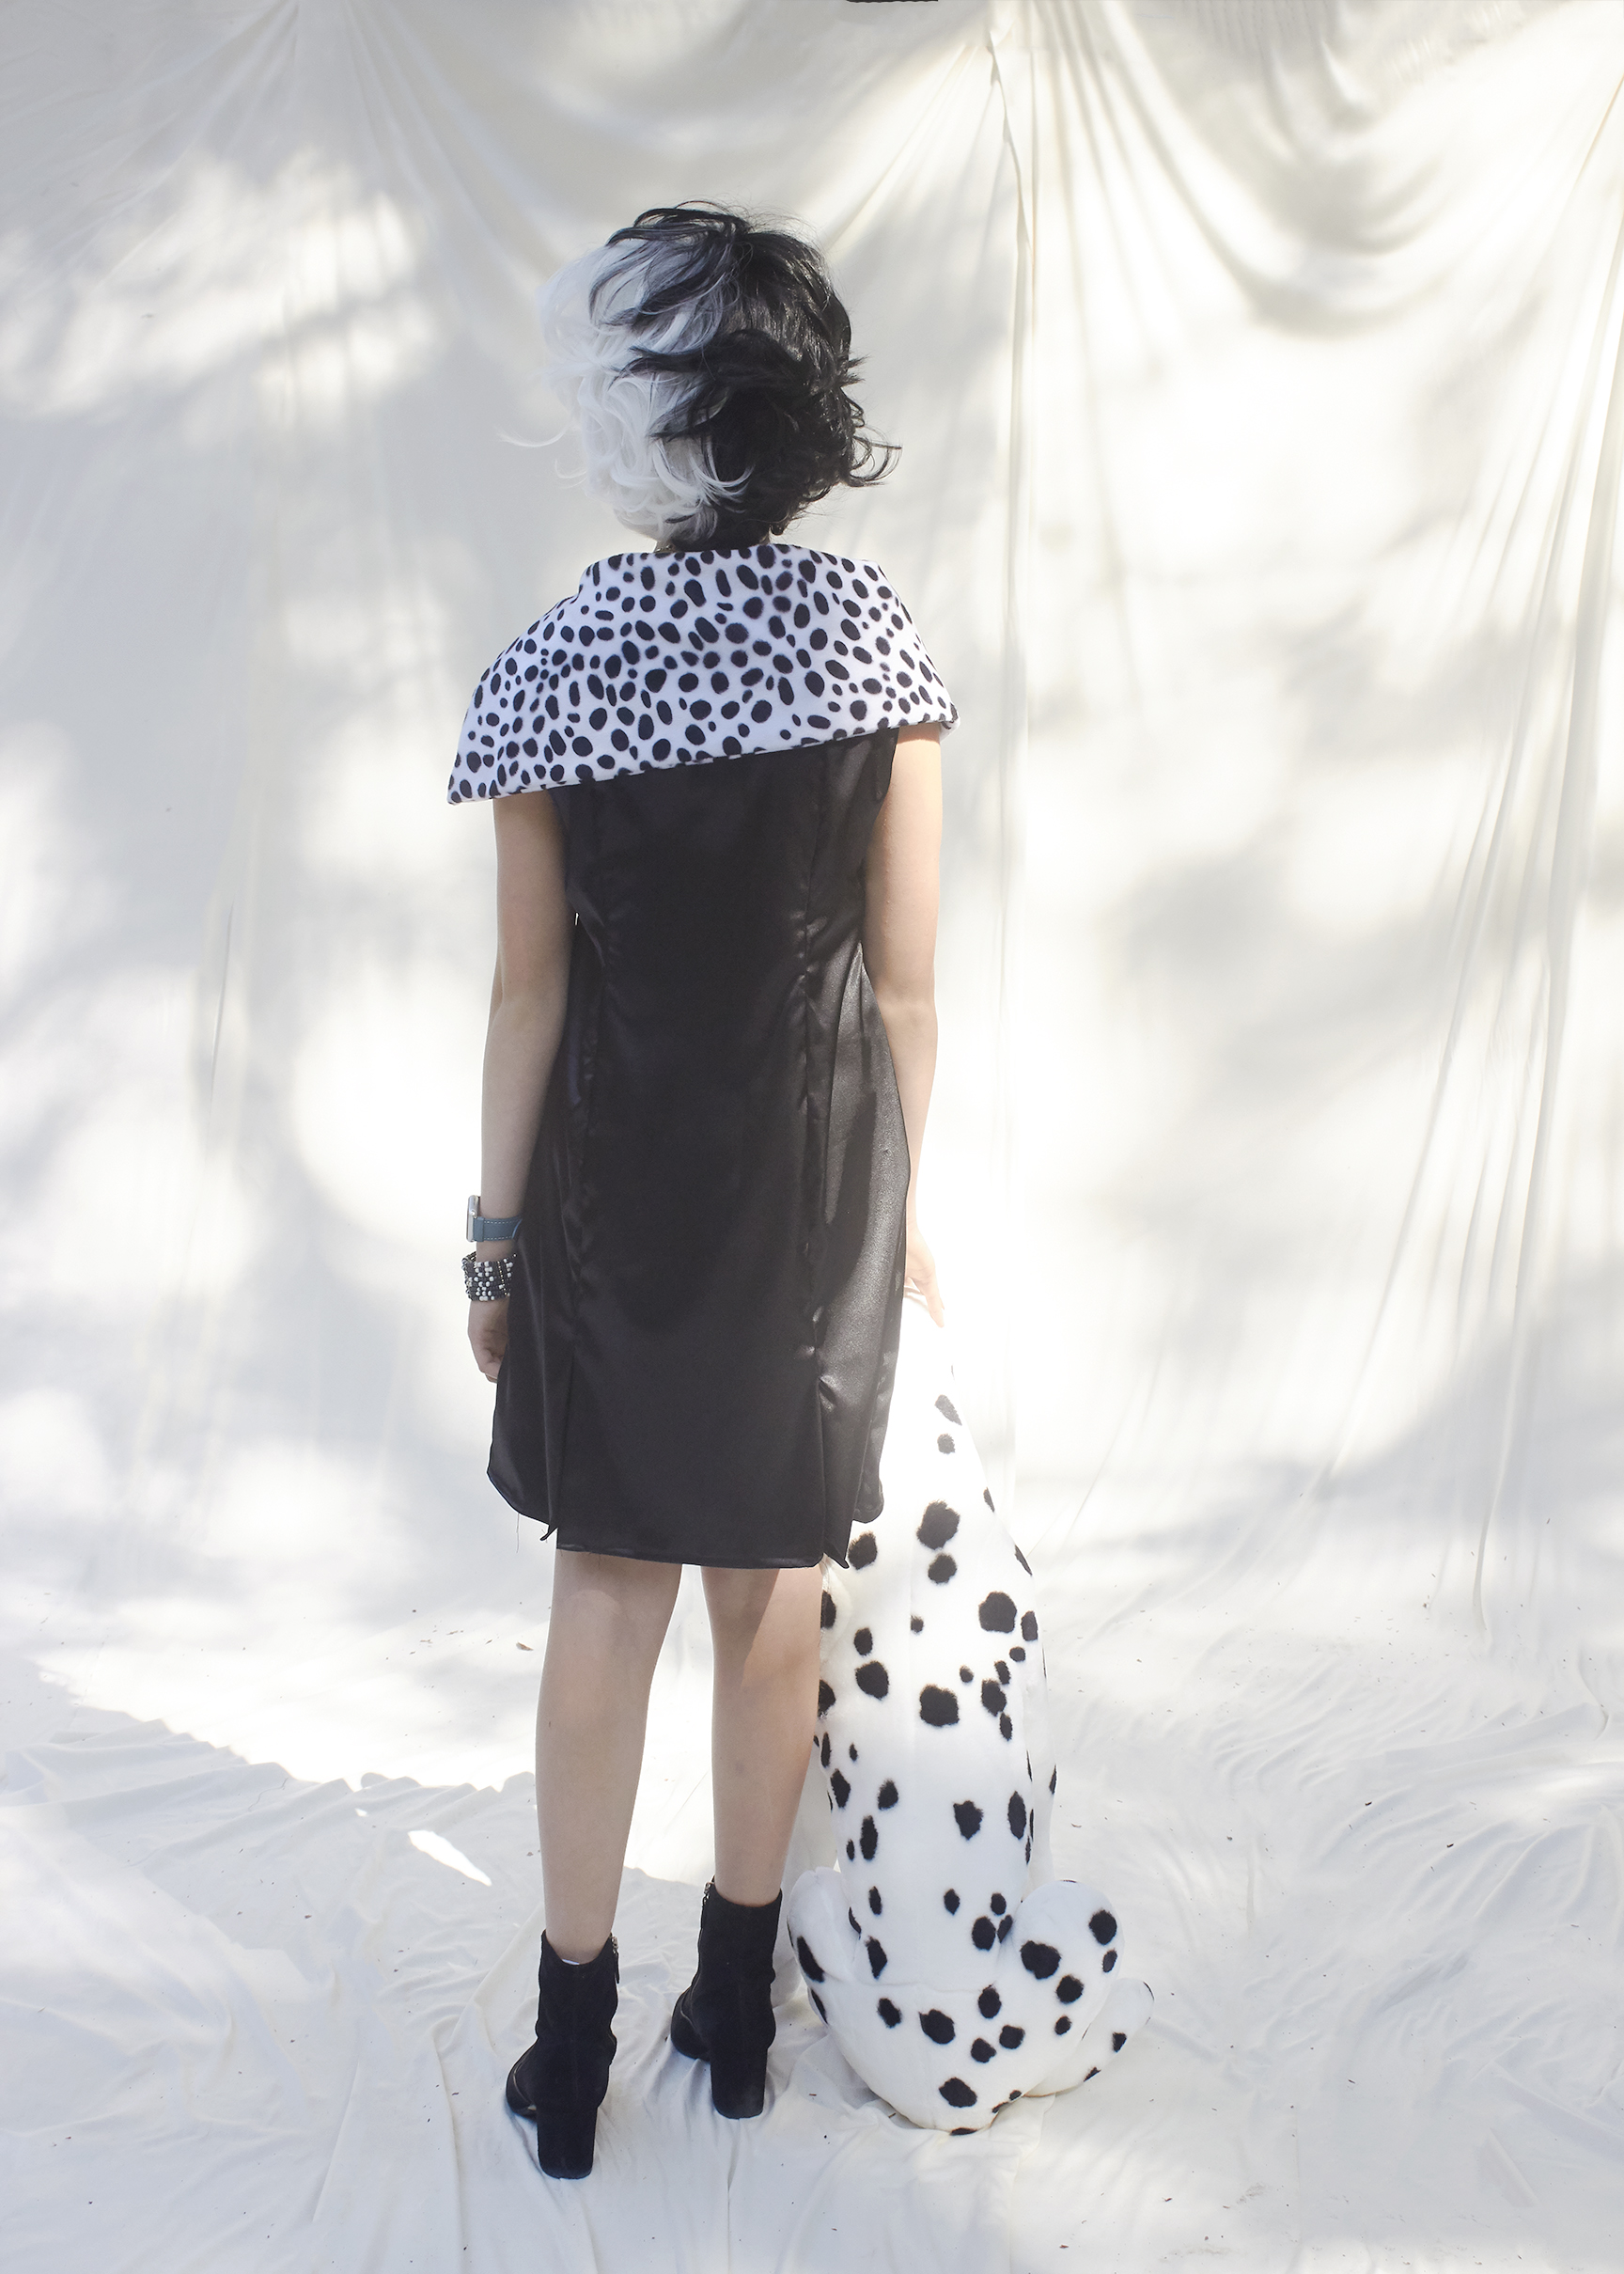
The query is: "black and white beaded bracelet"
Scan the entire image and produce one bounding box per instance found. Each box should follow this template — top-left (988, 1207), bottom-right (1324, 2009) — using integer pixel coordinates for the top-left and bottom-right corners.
top-left (463, 1250), bottom-right (518, 1302)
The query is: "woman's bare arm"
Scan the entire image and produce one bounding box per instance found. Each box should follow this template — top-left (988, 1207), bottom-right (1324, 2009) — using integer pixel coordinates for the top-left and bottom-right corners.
top-left (469, 791), bottom-right (573, 1382)
top-left (864, 723), bottom-right (945, 1324)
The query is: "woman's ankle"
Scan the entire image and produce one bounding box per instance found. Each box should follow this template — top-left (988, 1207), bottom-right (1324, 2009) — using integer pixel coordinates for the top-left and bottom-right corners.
top-left (543, 1928), bottom-right (614, 1966)
top-left (709, 1878), bottom-right (782, 1910)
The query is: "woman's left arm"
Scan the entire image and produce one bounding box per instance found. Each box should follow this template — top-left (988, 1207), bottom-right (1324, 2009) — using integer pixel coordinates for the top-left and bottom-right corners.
top-left (469, 791), bottom-right (573, 1383)
top-left (864, 722), bottom-right (945, 1324)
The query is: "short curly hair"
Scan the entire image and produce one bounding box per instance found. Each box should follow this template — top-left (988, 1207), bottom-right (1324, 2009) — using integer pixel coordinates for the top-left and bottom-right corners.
top-left (538, 202), bottom-right (897, 552)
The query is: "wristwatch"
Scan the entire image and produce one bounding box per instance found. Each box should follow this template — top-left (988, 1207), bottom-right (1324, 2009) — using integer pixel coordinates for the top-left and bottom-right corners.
top-left (467, 1194), bottom-right (523, 1243)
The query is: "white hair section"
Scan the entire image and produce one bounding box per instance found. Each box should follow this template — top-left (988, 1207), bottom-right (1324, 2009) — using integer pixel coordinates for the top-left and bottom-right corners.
top-left (537, 236), bottom-right (747, 545)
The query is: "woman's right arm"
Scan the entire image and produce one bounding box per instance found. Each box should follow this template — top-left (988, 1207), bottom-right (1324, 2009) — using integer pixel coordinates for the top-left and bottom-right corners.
top-left (864, 723), bottom-right (945, 1325)
top-left (468, 790), bottom-right (573, 1382)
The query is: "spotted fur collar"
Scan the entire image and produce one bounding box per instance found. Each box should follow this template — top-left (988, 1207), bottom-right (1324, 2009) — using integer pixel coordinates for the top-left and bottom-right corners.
top-left (448, 541), bottom-right (955, 802)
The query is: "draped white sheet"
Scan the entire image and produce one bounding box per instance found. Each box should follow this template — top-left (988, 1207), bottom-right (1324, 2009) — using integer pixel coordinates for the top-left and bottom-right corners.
top-left (3, 2), bottom-right (1621, 2266)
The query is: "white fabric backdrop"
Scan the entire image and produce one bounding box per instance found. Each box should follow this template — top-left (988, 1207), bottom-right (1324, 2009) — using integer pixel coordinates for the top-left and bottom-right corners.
top-left (3, 1), bottom-right (1621, 2266)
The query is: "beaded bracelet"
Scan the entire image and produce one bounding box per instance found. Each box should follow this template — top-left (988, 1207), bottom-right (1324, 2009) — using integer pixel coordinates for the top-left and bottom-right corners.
top-left (463, 1249), bottom-right (517, 1302)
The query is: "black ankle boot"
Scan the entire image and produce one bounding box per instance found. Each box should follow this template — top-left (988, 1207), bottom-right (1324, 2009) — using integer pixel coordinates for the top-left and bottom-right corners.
top-left (505, 1932), bottom-right (618, 2178)
top-left (669, 1882), bottom-right (781, 2118)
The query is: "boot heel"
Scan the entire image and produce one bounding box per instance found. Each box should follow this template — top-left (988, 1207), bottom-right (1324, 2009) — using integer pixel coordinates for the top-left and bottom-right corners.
top-left (708, 2053), bottom-right (768, 2120)
top-left (507, 2059), bottom-right (599, 2178)
top-left (529, 2091), bottom-right (598, 2180)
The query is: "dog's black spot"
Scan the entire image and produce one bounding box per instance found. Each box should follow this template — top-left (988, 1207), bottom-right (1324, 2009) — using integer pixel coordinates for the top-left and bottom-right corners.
top-left (981, 1680), bottom-right (1007, 1717)
top-left (909, 1614), bottom-right (923, 1633)
top-left (995, 1660), bottom-right (1009, 1684)
top-left (943, 1889), bottom-right (960, 1913)
top-left (1007, 1793), bottom-right (1027, 1839)
top-left (977, 1984), bottom-right (1001, 2017)
top-left (937, 1434), bottom-right (956, 1453)
top-left (920, 1686), bottom-right (959, 1727)
top-left (1085, 2065), bottom-right (1100, 2080)
top-left (796, 1935), bottom-right (825, 1983)
top-left (916, 1501), bottom-right (960, 1551)
top-left (954, 1800), bottom-right (983, 1839)
top-left (849, 1533), bottom-right (877, 1569)
top-left (810, 1988), bottom-right (826, 2019)
top-left (846, 1840), bottom-right (855, 1859)
top-left (920, 2010), bottom-right (955, 2045)
top-left (1057, 1975), bottom-right (1084, 2003)
top-left (1021, 1610), bottom-right (1038, 1642)
top-left (972, 1916), bottom-right (996, 1950)
top-left (1054, 2015), bottom-right (1071, 2035)
top-left (999, 1714), bottom-right (1013, 1740)
top-left (1090, 1910), bottom-right (1117, 1945)
top-left (868, 1887), bottom-right (882, 1916)
top-left (984, 1487), bottom-right (996, 1511)
top-left (1022, 1940), bottom-right (1060, 1979)
top-left (855, 1660), bottom-right (890, 1700)
top-left (830, 1768), bottom-right (851, 1809)
top-left (818, 1680), bottom-right (835, 1716)
top-left (1103, 1950), bottom-right (1117, 1971)
top-left (877, 1780), bottom-right (898, 1809)
top-left (866, 1937), bottom-right (888, 1978)
top-left (878, 1998), bottom-right (900, 2027)
top-left (935, 1394), bottom-right (961, 1425)
top-left (978, 1592), bottom-right (1017, 1633)
top-left (849, 1744), bottom-right (858, 1762)
top-left (939, 2078), bottom-right (977, 2109)
top-left (820, 1590), bottom-right (835, 1629)
top-left (860, 1816), bottom-right (878, 1861)
top-left (853, 1626), bottom-right (872, 1655)
top-left (997, 1915), bottom-right (1013, 1941)
top-left (990, 1893), bottom-right (1006, 1915)
top-left (1112, 2031), bottom-right (1127, 2051)
top-left (929, 1554), bottom-right (958, 1584)
top-left (1013, 1545), bottom-right (1032, 1575)
top-left (970, 2038), bottom-right (994, 2062)
top-left (820, 1733), bottom-right (831, 1767)
top-left (999, 2024), bottom-right (1025, 2048)
top-left (848, 1908), bottom-right (860, 1935)
top-left (1049, 1765), bottom-right (1057, 1795)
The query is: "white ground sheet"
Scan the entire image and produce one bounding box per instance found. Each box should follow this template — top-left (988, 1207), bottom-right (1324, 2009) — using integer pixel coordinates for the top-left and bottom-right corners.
top-left (4, 3), bottom-right (1622, 2267)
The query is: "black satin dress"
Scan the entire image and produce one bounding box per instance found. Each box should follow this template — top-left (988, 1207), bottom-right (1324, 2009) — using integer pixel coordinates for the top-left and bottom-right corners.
top-left (488, 728), bottom-right (908, 1568)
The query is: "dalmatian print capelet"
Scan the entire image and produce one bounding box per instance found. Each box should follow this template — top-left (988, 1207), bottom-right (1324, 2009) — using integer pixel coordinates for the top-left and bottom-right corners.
top-left (447, 541), bottom-right (956, 801)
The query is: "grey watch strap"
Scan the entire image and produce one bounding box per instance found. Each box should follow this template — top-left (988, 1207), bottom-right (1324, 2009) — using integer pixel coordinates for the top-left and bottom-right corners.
top-left (467, 1193), bottom-right (523, 1243)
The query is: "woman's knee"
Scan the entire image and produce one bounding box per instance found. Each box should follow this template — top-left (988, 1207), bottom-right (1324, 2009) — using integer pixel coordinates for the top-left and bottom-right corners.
top-left (551, 1551), bottom-right (681, 1658)
top-left (703, 1563), bottom-right (822, 1670)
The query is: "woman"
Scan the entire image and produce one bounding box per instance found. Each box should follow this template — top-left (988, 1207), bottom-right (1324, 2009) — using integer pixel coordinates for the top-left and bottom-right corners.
top-left (452, 204), bottom-right (954, 2179)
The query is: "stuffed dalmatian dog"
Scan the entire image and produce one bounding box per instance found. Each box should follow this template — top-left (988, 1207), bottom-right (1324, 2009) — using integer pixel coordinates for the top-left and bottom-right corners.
top-left (786, 1297), bottom-right (1152, 2131)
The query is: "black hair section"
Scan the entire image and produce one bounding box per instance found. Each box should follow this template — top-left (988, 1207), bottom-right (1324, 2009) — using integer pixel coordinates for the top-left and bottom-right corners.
top-left (595, 202), bottom-right (898, 552)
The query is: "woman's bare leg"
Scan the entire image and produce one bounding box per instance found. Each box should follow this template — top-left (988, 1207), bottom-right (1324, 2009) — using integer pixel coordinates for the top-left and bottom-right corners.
top-left (702, 1564), bottom-right (824, 1905)
top-left (536, 1550), bottom-right (682, 1961)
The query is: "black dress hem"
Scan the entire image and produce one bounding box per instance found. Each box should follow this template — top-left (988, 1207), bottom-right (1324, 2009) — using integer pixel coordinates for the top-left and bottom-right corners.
top-left (484, 1463), bottom-right (836, 1572)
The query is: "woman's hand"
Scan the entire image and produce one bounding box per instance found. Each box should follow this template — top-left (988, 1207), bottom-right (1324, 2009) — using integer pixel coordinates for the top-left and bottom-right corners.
top-left (469, 1297), bottom-right (509, 1382)
top-left (905, 1220), bottom-right (945, 1326)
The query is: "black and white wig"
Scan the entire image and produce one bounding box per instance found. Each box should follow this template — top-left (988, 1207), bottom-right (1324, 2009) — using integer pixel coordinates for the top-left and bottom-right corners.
top-left (539, 203), bottom-right (896, 554)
